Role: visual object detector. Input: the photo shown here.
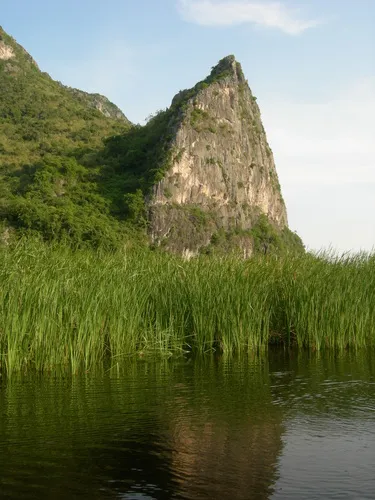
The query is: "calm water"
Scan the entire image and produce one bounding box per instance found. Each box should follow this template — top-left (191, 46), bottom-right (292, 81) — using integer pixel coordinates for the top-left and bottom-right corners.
top-left (0, 350), bottom-right (375, 499)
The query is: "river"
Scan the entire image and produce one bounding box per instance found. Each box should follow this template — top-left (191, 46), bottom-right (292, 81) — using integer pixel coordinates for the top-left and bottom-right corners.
top-left (0, 350), bottom-right (374, 499)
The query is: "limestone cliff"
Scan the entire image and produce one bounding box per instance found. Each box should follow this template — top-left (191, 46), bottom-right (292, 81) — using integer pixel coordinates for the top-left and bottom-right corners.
top-left (147, 56), bottom-right (290, 255)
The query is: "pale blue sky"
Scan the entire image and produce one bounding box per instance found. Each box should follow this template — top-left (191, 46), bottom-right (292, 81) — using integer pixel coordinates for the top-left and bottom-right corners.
top-left (2, 1), bottom-right (375, 252)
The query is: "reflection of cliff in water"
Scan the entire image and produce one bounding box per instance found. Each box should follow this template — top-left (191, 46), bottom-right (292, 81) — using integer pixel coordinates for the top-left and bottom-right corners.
top-left (169, 418), bottom-right (282, 499)
top-left (0, 357), bottom-right (285, 499)
top-left (166, 357), bottom-right (284, 499)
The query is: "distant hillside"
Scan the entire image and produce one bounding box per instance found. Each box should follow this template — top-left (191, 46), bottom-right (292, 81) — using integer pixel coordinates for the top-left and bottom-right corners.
top-left (0, 26), bottom-right (135, 248)
top-left (64, 87), bottom-right (130, 122)
top-left (0, 27), bottom-right (130, 166)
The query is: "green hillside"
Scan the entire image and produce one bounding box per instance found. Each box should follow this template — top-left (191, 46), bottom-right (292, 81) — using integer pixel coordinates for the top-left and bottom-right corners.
top-left (0, 26), bottom-right (137, 248)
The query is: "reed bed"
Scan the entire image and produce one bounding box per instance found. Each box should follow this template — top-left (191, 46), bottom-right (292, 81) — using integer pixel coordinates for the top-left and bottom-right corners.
top-left (1, 240), bottom-right (375, 373)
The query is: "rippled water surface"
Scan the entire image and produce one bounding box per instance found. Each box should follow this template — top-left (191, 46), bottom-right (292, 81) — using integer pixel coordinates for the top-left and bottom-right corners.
top-left (1, 350), bottom-right (375, 499)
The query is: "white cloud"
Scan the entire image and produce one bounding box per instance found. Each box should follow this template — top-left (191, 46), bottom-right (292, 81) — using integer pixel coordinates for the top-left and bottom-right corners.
top-left (177, 0), bottom-right (320, 35)
top-left (260, 78), bottom-right (375, 251)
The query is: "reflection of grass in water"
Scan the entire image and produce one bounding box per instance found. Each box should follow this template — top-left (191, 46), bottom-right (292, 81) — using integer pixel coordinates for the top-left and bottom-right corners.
top-left (1, 355), bottom-right (277, 441)
top-left (2, 353), bottom-right (373, 499)
top-left (0, 355), bottom-right (283, 499)
top-left (1, 240), bottom-right (375, 373)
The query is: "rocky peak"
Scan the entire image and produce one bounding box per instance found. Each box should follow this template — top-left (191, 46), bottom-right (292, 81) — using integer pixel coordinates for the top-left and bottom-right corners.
top-left (208, 54), bottom-right (246, 83)
top-left (171, 55), bottom-right (245, 109)
top-left (147, 55), bottom-right (291, 255)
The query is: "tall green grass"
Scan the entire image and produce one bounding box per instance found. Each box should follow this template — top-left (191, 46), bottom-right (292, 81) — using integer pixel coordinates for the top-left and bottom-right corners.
top-left (1, 240), bottom-right (375, 373)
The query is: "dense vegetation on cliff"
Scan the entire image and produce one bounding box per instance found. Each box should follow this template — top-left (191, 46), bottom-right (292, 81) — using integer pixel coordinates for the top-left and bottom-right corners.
top-left (0, 26), bottom-right (303, 254)
top-left (0, 26), bottom-right (135, 248)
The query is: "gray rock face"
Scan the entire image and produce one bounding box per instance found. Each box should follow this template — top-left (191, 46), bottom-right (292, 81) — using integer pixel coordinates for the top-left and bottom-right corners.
top-left (0, 27), bottom-right (39, 68)
top-left (66, 88), bottom-right (130, 123)
top-left (148, 56), bottom-right (288, 254)
top-left (0, 40), bottom-right (15, 60)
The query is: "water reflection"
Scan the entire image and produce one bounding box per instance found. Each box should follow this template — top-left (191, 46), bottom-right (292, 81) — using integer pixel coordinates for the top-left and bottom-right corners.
top-left (269, 349), bottom-right (375, 500)
top-left (1, 351), bottom-right (375, 499)
top-left (0, 356), bottom-right (284, 499)
top-left (166, 357), bottom-right (284, 499)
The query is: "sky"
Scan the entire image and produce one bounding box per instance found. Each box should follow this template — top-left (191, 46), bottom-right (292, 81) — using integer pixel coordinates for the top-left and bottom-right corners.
top-left (2, 0), bottom-right (375, 252)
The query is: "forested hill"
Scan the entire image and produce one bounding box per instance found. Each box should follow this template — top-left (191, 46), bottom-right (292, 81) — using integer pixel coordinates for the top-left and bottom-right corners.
top-left (0, 26), bottom-right (137, 248)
